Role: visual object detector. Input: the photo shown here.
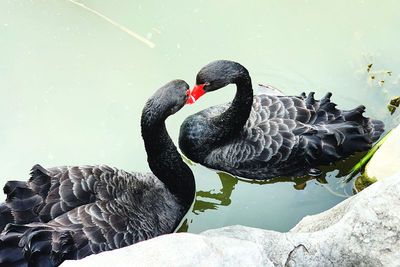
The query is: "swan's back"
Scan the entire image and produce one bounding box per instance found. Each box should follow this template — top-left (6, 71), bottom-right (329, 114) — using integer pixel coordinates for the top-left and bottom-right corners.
top-left (0, 164), bottom-right (183, 266)
top-left (182, 92), bottom-right (384, 179)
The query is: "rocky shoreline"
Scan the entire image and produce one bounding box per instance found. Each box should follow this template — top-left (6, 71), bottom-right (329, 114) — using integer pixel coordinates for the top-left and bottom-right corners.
top-left (62, 170), bottom-right (400, 266)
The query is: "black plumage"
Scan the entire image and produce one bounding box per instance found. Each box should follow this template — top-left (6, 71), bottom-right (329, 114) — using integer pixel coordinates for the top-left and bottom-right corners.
top-left (179, 60), bottom-right (384, 179)
top-left (0, 80), bottom-right (195, 266)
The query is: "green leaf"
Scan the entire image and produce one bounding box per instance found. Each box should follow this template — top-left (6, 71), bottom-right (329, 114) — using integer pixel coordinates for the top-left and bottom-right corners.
top-left (347, 130), bottom-right (392, 178)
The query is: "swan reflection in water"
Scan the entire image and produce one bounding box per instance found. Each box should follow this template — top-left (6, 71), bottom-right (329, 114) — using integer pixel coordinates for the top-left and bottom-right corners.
top-left (177, 152), bottom-right (364, 233)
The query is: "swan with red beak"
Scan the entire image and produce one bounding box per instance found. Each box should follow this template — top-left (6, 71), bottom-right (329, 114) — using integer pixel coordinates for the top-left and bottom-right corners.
top-left (179, 59), bottom-right (385, 180)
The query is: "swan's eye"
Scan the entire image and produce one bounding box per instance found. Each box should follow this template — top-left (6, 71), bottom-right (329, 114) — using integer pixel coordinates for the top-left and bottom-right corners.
top-left (205, 82), bottom-right (210, 86)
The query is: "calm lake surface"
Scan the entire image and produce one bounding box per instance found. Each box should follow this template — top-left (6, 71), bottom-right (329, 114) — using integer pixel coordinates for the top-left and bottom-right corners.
top-left (0, 0), bottom-right (399, 233)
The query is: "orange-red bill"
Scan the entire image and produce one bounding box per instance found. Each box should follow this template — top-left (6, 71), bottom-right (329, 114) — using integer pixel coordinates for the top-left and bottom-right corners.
top-left (186, 84), bottom-right (206, 104)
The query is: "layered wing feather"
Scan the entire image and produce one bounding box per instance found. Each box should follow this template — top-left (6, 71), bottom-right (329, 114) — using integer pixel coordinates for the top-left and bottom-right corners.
top-left (0, 164), bottom-right (182, 266)
top-left (203, 93), bottom-right (384, 179)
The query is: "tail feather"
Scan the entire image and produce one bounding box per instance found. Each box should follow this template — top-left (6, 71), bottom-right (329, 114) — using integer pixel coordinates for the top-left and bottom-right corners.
top-left (305, 92), bottom-right (315, 106)
top-left (0, 233), bottom-right (25, 265)
top-left (23, 229), bottom-right (55, 267)
top-left (0, 203), bottom-right (14, 233)
top-left (0, 164), bottom-right (53, 233)
top-left (0, 223), bottom-right (77, 267)
top-left (368, 119), bottom-right (385, 142)
top-left (342, 105), bottom-right (366, 122)
top-left (0, 226), bottom-right (26, 267)
top-left (2, 181), bottom-right (42, 226)
top-left (301, 93), bottom-right (385, 166)
top-left (28, 164), bottom-right (52, 200)
top-left (341, 105), bottom-right (384, 143)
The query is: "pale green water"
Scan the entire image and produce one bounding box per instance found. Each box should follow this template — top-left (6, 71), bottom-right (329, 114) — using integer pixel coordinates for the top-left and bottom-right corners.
top-left (0, 0), bottom-right (399, 233)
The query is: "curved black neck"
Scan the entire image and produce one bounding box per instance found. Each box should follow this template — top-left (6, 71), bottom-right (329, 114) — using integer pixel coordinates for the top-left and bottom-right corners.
top-left (211, 74), bottom-right (253, 144)
top-left (141, 115), bottom-right (195, 210)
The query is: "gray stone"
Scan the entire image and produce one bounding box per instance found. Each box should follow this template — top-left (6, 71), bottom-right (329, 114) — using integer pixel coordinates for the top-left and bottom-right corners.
top-left (62, 231), bottom-right (272, 267)
top-left (62, 171), bottom-right (400, 267)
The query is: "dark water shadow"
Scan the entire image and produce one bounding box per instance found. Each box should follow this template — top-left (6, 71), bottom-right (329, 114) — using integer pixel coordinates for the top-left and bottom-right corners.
top-left (193, 172), bottom-right (237, 214)
top-left (178, 171), bottom-right (320, 232)
top-left (177, 152), bottom-right (365, 232)
top-left (315, 152), bottom-right (366, 178)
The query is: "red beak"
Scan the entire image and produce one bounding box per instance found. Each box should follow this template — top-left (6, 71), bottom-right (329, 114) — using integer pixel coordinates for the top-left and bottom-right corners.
top-left (186, 84), bottom-right (206, 104)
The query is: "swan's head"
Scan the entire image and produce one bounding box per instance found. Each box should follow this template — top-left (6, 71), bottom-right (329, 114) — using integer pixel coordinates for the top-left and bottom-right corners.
top-left (142, 80), bottom-right (190, 125)
top-left (163, 79), bottom-right (190, 116)
top-left (187, 60), bottom-right (249, 104)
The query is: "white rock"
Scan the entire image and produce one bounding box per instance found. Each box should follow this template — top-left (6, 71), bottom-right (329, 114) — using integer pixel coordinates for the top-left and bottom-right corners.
top-left (62, 232), bottom-right (272, 267)
top-left (366, 124), bottom-right (400, 180)
top-left (62, 172), bottom-right (400, 267)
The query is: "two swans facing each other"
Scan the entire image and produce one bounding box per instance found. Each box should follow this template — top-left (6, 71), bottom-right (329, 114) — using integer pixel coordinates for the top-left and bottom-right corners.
top-left (0, 60), bottom-right (385, 266)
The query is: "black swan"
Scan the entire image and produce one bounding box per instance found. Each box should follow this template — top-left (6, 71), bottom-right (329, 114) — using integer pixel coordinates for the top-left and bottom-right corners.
top-left (179, 60), bottom-right (384, 179)
top-left (0, 80), bottom-right (195, 266)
